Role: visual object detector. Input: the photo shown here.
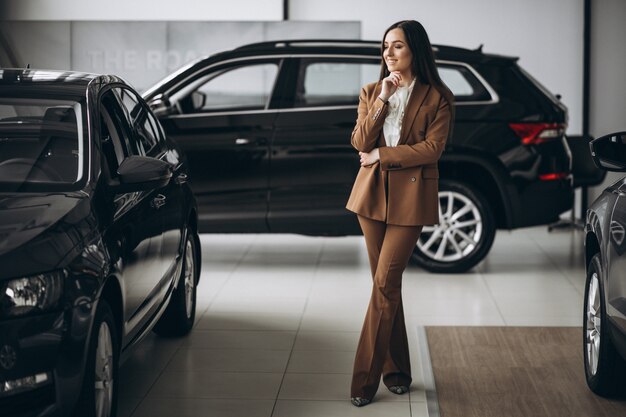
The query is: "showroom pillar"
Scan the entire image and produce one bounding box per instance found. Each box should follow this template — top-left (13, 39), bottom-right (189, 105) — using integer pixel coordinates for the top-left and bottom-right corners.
top-left (581, 0), bottom-right (591, 214)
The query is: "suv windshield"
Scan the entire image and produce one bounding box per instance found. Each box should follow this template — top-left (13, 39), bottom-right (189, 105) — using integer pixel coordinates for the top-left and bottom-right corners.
top-left (0, 97), bottom-right (85, 192)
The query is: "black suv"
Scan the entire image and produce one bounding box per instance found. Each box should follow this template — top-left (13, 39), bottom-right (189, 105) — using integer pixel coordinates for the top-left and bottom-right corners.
top-left (144, 39), bottom-right (573, 273)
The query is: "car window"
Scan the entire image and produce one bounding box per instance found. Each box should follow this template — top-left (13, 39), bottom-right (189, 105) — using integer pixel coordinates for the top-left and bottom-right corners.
top-left (437, 64), bottom-right (492, 102)
top-left (99, 90), bottom-right (130, 177)
top-left (189, 63), bottom-right (279, 112)
top-left (0, 94), bottom-right (85, 191)
top-left (296, 60), bottom-right (380, 107)
top-left (116, 87), bottom-right (161, 157)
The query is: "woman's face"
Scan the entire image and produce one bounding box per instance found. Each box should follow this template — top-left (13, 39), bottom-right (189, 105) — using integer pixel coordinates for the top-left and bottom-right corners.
top-left (383, 28), bottom-right (413, 76)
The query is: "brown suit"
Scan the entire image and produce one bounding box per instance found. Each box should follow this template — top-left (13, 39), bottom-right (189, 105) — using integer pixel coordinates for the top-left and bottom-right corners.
top-left (346, 80), bottom-right (453, 226)
top-left (348, 80), bottom-right (453, 401)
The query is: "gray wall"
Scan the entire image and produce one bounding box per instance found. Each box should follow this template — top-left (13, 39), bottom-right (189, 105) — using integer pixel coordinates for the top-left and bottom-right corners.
top-left (0, 21), bottom-right (360, 92)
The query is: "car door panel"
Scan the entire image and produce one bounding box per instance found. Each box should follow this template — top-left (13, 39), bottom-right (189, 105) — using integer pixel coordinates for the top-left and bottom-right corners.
top-left (607, 184), bottom-right (626, 333)
top-left (268, 58), bottom-right (378, 235)
top-left (271, 107), bottom-right (360, 235)
top-left (160, 112), bottom-right (273, 232)
top-left (100, 87), bottom-right (170, 345)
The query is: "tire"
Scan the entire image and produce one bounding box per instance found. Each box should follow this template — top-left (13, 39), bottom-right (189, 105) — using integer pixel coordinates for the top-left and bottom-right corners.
top-left (411, 180), bottom-right (495, 273)
top-left (74, 300), bottom-right (119, 417)
top-left (153, 228), bottom-right (199, 337)
top-left (583, 253), bottom-right (625, 396)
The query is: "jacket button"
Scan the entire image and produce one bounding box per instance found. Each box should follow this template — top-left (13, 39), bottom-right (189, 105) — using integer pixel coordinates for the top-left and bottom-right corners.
top-left (411, 177), bottom-right (416, 182)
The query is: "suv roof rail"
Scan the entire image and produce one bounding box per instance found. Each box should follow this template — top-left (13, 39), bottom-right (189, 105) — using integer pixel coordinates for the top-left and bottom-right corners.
top-left (236, 39), bottom-right (381, 50)
top-left (235, 39), bottom-right (449, 53)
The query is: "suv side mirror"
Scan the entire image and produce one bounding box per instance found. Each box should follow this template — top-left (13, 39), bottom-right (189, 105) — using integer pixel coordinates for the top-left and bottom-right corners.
top-left (110, 155), bottom-right (172, 192)
top-left (148, 93), bottom-right (171, 117)
top-left (590, 132), bottom-right (626, 172)
top-left (190, 91), bottom-right (206, 111)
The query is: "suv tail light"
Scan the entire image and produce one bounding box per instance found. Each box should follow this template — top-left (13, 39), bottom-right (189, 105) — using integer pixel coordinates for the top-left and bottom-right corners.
top-left (538, 172), bottom-right (569, 181)
top-left (509, 122), bottom-right (566, 145)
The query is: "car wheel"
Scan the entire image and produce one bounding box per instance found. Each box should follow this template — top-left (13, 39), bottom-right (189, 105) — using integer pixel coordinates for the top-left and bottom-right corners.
top-left (411, 180), bottom-right (495, 273)
top-left (74, 300), bottom-right (119, 417)
top-left (583, 253), bottom-right (625, 396)
top-left (153, 229), bottom-right (199, 337)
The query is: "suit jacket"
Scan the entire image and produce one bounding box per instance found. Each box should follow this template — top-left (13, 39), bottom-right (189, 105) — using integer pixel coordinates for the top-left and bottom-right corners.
top-left (346, 80), bottom-right (454, 226)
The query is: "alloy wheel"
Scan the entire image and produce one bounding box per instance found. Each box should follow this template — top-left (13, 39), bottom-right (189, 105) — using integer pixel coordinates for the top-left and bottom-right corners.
top-left (94, 322), bottom-right (114, 417)
top-left (184, 239), bottom-right (195, 319)
top-left (586, 272), bottom-right (601, 376)
top-left (417, 190), bottom-right (483, 262)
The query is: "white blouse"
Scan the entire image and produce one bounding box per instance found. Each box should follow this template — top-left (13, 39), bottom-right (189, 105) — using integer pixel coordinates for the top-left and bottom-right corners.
top-left (383, 79), bottom-right (416, 147)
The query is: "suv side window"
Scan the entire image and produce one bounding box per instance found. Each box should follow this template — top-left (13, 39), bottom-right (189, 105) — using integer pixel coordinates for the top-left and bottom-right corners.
top-left (116, 87), bottom-right (162, 157)
top-left (295, 59), bottom-right (380, 107)
top-left (183, 63), bottom-right (279, 113)
top-left (437, 64), bottom-right (492, 102)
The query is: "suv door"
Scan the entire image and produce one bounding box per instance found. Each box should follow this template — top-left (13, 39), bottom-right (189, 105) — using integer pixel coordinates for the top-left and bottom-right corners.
top-left (607, 183), bottom-right (626, 335)
top-left (156, 60), bottom-right (281, 232)
top-left (270, 57), bottom-right (380, 234)
top-left (99, 88), bottom-right (166, 343)
top-left (117, 87), bottom-right (184, 282)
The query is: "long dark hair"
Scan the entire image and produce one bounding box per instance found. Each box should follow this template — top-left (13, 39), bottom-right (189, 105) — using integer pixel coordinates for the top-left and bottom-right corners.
top-left (379, 20), bottom-right (454, 105)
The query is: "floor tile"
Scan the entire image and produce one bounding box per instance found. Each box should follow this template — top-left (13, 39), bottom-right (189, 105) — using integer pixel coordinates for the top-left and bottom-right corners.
top-left (132, 398), bottom-right (274, 417)
top-left (166, 348), bottom-right (290, 373)
top-left (409, 401), bottom-right (430, 417)
top-left (272, 400), bottom-right (411, 417)
top-left (287, 350), bottom-right (355, 374)
top-left (117, 396), bottom-right (142, 417)
top-left (293, 331), bottom-right (361, 351)
top-left (278, 374), bottom-right (407, 401)
top-left (196, 311), bottom-right (302, 331)
top-left (183, 330), bottom-right (296, 350)
top-left (147, 371), bottom-right (283, 399)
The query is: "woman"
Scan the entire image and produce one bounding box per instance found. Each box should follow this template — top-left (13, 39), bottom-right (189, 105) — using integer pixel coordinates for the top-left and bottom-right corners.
top-left (346, 20), bottom-right (454, 407)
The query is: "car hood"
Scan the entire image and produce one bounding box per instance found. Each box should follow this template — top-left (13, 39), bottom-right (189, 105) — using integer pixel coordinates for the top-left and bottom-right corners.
top-left (0, 193), bottom-right (92, 279)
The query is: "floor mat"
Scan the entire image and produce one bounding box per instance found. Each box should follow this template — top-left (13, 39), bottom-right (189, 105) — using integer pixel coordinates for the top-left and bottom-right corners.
top-left (425, 327), bottom-right (626, 417)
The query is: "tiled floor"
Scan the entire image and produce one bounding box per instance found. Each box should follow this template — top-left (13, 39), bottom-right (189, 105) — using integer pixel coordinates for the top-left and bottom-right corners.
top-left (118, 225), bottom-right (586, 417)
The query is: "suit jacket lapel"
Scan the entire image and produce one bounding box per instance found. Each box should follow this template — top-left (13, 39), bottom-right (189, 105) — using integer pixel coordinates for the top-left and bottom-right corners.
top-left (398, 83), bottom-right (431, 146)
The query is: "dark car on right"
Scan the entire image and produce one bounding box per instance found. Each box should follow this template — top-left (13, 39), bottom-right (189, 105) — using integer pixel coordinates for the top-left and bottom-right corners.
top-left (583, 131), bottom-right (626, 396)
top-left (144, 39), bottom-right (573, 273)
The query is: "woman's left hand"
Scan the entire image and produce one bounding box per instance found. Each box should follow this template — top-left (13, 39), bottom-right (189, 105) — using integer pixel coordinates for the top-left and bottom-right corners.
top-left (359, 149), bottom-right (380, 167)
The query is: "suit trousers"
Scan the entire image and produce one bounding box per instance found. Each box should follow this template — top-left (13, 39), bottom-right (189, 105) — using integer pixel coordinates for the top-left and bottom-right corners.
top-left (351, 214), bottom-right (422, 399)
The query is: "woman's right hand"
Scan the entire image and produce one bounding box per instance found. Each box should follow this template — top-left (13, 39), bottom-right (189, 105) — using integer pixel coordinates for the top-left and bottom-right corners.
top-left (379, 71), bottom-right (403, 102)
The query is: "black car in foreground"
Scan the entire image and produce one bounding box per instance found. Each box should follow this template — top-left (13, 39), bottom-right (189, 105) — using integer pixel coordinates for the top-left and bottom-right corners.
top-left (584, 131), bottom-right (626, 396)
top-left (0, 69), bottom-right (200, 417)
top-left (144, 39), bottom-right (573, 273)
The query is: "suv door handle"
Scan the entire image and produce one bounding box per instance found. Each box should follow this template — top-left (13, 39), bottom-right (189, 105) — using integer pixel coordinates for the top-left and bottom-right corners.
top-left (235, 138), bottom-right (251, 145)
top-left (151, 194), bottom-right (166, 209)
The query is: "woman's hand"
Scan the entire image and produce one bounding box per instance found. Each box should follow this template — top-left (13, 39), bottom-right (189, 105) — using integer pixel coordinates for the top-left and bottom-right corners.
top-left (359, 148), bottom-right (380, 167)
top-left (379, 71), bottom-right (403, 102)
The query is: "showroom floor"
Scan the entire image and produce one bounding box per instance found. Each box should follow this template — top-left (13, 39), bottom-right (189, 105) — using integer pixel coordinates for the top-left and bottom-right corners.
top-left (116, 225), bottom-right (586, 417)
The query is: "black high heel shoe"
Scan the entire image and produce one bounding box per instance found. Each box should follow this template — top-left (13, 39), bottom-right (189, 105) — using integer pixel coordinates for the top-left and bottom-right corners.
top-left (351, 397), bottom-right (371, 407)
top-left (388, 385), bottom-right (409, 395)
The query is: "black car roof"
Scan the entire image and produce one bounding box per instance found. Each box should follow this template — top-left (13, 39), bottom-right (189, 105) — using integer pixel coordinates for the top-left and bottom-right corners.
top-left (232, 39), bottom-right (518, 61)
top-left (0, 69), bottom-right (128, 98)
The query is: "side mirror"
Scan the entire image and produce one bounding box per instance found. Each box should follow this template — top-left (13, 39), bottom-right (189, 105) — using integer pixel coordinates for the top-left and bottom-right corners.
top-left (110, 156), bottom-right (172, 192)
top-left (148, 93), bottom-right (171, 117)
top-left (190, 91), bottom-right (206, 111)
top-left (590, 132), bottom-right (626, 172)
